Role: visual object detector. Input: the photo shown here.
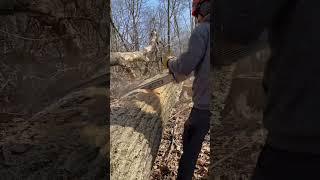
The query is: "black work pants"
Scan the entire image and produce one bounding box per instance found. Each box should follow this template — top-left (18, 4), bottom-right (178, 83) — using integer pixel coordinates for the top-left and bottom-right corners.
top-left (251, 143), bottom-right (320, 180)
top-left (177, 107), bottom-right (211, 180)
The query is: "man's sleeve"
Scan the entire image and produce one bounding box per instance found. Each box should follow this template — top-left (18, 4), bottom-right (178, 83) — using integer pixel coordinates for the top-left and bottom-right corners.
top-left (214, 0), bottom-right (289, 44)
top-left (168, 25), bottom-right (208, 77)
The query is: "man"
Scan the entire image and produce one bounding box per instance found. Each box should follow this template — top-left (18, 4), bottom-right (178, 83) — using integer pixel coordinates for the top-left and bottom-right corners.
top-left (161, 0), bottom-right (210, 179)
top-left (214, 0), bottom-right (320, 179)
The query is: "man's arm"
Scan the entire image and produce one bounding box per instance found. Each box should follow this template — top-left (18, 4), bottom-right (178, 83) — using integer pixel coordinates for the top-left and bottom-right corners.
top-left (168, 24), bottom-right (209, 77)
top-left (214, 0), bottom-right (289, 44)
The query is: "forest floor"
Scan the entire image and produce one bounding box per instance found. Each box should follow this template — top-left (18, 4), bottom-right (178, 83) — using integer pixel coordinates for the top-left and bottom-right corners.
top-left (150, 77), bottom-right (210, 180)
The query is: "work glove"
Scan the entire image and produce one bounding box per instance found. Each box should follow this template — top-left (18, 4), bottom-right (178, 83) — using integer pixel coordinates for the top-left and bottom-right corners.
top-left (161, 55), bottom-right (175, 69)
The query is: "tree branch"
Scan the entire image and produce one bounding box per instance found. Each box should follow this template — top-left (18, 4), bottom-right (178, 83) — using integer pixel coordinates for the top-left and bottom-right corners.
top-left (110, 31), bottom-right (160, 67)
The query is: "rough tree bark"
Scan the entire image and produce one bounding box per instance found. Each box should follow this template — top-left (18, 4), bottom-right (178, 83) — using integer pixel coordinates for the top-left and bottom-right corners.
top-left (110, 74), bottom-right (182, 180)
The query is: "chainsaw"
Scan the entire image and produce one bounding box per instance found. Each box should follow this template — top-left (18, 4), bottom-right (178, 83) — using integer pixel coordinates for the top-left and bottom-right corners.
top-left (131, 72), bottom-right (175, 91)
top-left (121, 71), bottom-right (176, 98)
top-left (124, 35), bottom-right (269, 97)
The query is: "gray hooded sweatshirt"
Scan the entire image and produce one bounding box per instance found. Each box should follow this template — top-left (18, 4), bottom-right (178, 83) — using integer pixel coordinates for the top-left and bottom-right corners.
top-left (168, 16), bottom-right (210, 110)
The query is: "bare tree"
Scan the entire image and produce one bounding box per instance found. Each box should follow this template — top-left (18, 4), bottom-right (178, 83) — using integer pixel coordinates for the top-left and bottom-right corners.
top-left (110, 0), bottom-right (192, 81)
top-left (111, 0), bottom-right (148, 51)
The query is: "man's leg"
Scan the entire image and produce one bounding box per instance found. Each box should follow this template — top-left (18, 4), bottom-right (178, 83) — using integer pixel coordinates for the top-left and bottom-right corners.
top-left (177, 108), bottom-right (210, 180)
top-left (251, 143), bottom-right (320, 180)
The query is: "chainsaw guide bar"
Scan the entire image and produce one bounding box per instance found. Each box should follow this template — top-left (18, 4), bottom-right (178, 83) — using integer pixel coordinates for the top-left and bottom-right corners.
top-left (121, 72), bottom-right (175, 98)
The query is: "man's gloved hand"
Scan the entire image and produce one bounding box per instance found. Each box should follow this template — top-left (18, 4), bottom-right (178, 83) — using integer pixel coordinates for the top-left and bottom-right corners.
top-left (161, 55), bottom-right (175, 69)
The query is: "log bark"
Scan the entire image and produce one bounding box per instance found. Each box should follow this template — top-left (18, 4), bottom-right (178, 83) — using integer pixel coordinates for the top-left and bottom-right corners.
top-left (110, 74), bottom-right (182, 180)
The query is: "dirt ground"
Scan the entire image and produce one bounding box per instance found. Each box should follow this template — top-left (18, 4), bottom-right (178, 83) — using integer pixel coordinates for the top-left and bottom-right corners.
top-left (149, 77), bottom-right (210, 180)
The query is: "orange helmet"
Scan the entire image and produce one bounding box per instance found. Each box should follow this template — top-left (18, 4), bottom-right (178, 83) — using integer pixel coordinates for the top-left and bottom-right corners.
top-left (192, 0), bottom-right (210, 17)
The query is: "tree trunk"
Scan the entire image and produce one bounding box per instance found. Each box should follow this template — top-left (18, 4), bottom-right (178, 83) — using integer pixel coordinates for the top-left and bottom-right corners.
top-left (110, 74), bottom-right (182, 180)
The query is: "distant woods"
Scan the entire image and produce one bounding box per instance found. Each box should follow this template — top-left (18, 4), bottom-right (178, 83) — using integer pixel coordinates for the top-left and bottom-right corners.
top-left (110, 0), bottom-right (194, 82)
top-left (111, 0), bottom-right (194, 55)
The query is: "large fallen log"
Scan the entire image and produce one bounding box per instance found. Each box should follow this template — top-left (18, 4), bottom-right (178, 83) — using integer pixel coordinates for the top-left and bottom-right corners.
top-left (110, 74), bottom-right (182, 180)
top-left (0, 86), bottom-right (108, 179)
